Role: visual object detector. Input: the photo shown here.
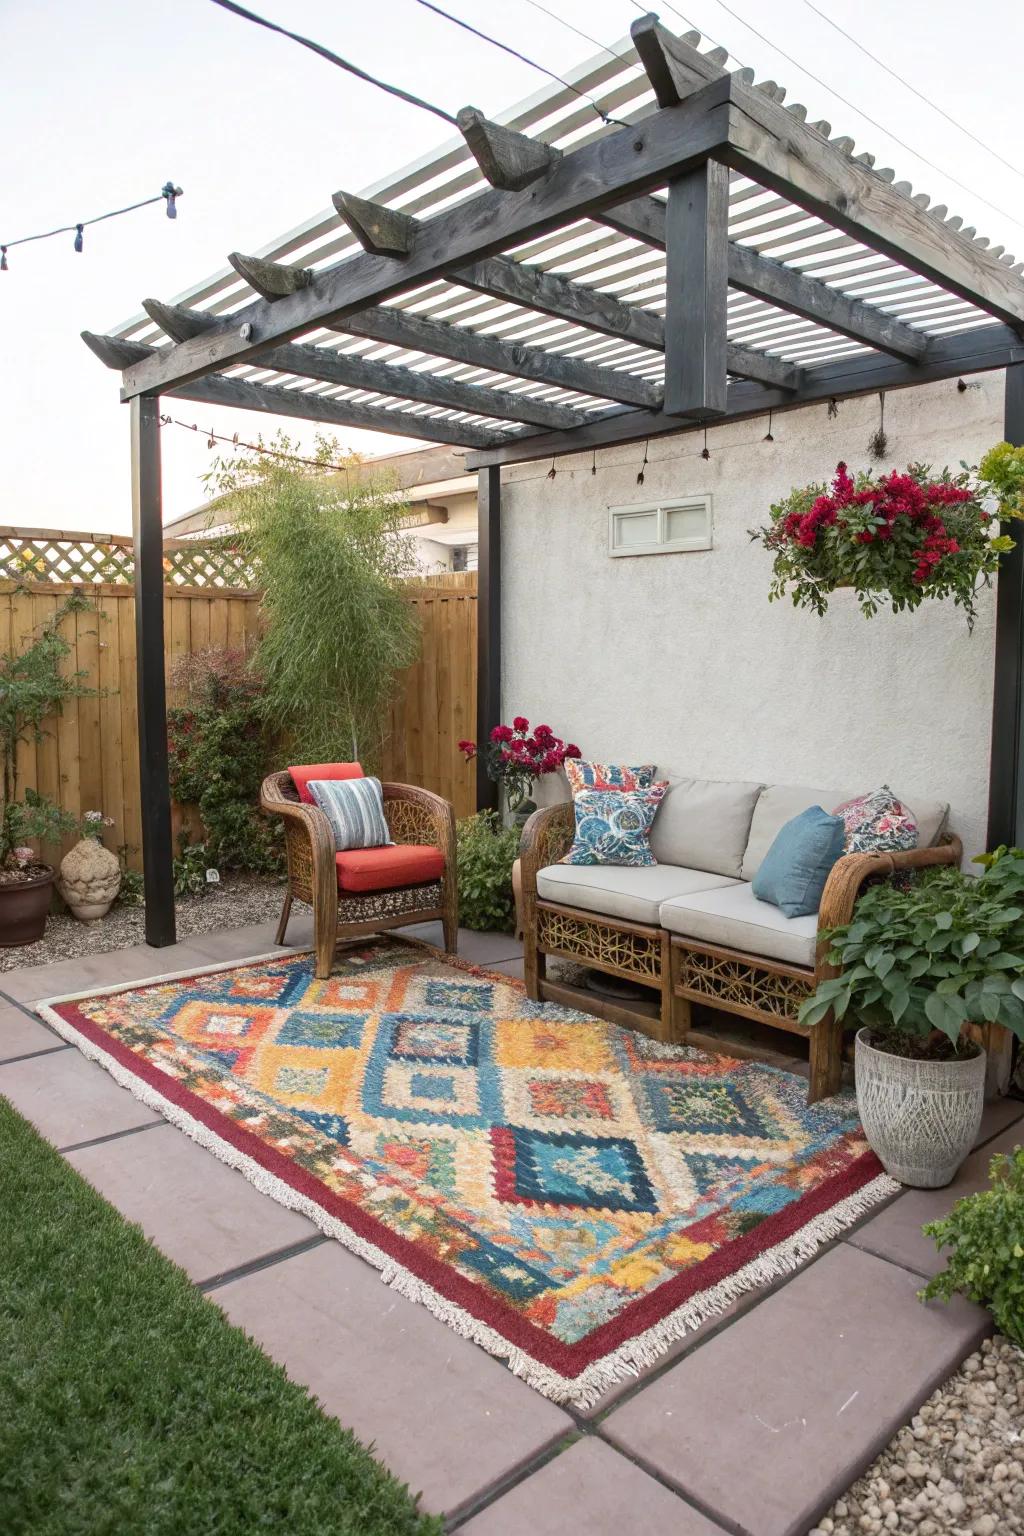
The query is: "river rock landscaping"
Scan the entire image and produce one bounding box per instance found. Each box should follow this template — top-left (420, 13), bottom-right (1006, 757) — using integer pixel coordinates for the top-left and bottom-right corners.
top-left (813, 1337), bottom-right (1024, 1536)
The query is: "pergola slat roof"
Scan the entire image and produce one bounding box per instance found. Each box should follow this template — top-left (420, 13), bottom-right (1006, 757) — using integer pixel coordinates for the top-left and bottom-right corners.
top-left (87, 15), bottom-right (1024, 467)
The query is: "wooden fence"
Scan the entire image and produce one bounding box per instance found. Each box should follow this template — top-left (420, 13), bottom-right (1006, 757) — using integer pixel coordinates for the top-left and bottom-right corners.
top-left (0, 566), bottom-right (477, 871)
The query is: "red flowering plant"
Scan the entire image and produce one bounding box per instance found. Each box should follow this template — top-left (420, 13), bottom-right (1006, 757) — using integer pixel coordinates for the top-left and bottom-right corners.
top-left (751, 460), bottom-right (1017, 628)
top-left (458, 717), bottom-right (580, 813)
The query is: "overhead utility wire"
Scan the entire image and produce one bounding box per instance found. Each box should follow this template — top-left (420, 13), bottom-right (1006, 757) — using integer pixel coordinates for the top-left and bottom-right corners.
top-left (626, 0), bottom-right (749, 68)
top-left (516, 0), bottom-right (630, 66)
top-left (412, 0), bottom-right (629, 125)
top-left (799, 0), bottom-right (1024, 186)
top-left (207, 0), bottom-right (458, 124)
top-left (708, 0), bottom-right (1024, 236)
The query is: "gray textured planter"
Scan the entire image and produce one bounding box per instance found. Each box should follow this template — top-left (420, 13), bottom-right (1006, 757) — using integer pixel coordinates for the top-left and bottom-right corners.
top-left (855, 1027), bottom-right (986, 1189)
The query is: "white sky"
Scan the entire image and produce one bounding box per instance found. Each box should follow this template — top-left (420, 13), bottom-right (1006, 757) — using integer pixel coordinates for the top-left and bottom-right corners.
top-left (1, 0), bottom-right (1021, 532)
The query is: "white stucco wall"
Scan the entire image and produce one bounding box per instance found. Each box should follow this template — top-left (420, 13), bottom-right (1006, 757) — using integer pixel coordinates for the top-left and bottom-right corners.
top-left (501, 372), bottom-right (1005, 862)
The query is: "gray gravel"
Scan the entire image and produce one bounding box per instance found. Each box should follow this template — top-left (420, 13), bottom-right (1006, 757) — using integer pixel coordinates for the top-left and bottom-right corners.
top-left (812, 1336), bottom-right (1024, 1536)
top-left (0, 875), bottom-right (287, 972)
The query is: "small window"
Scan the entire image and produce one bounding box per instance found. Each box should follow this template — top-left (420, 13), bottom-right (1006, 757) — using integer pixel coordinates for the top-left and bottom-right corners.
top-left (608, 496), bottom-right (712, 557)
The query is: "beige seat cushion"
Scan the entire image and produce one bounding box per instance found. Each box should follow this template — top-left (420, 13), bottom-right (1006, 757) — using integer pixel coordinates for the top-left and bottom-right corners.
top-left (649, 778), bottom-right (764, 878)
top-left (660, 882), bottom-right (819, 969)
top-left (741, 783), bottom-right (951, 881)
top-left (536, 864), bottom-right (739, 927)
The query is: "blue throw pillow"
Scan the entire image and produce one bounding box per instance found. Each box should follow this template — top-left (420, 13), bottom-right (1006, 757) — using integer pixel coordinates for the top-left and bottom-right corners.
top-left (752, 806), bottom-right (845, 918)
top-left (308, 776), bottom-right (393, 851)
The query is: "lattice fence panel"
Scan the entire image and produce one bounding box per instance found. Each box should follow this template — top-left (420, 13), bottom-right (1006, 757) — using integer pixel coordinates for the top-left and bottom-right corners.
top-left (0, 529), bottom-right (256, 590)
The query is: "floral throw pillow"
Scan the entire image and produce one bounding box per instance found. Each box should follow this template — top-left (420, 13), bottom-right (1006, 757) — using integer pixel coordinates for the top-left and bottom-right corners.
top-left (564, 758), bottom-right (658, 796)
top-left (832, 785), bottom-right (918, 855)
top-left (562, 783), bottom-right (669, 867)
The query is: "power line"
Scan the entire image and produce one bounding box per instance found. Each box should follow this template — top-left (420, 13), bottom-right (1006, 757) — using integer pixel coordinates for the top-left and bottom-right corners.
top-left (626, 0), bottom-right (749, 69)
top-left (412, 0), bottom-right (629, 126)
top-left (799, 0), bottom-right (1024, 187)
top-left (1, 183), bottom-right (181, 269)
top-left (707, 0), bottom-right (1024, 237)
top-left (516, 0), bottom-right (627, 65)
top-left (207, 0), bottom-right (458, 124)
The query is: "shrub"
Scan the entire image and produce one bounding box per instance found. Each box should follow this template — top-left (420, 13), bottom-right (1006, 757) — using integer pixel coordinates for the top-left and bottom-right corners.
top-left (207, 435), bottom-right (420, 764)
top-left (167, 648), bottom-right (280, 875)
top-left (456, 812), bottom-right (519, 933)
top-left (921, 1147), bottom-right (1024, 1346)
top-left (173, 836), bottom-right (212, 899)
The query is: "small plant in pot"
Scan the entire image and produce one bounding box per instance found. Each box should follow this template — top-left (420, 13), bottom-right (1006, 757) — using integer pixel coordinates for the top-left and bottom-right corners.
top-left (800, 849), bottom-right (1024, 1188)
top-left (0, 790), bottom-right (89, 945)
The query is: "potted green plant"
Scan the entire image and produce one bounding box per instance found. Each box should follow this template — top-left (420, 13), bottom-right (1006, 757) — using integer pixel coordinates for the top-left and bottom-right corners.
top-left (799, 849), bottom-right (1024, 1188)
top-left (0, 593), bottom-right (99, 946)
top-left (458, 717), bottom-right (580, 822)
top-left (455, 811), bottom-right (520, 932)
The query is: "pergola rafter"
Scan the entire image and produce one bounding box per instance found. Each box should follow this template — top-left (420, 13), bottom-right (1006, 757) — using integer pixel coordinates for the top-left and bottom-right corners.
top-left (84, 13), bottom-right (1024, 945)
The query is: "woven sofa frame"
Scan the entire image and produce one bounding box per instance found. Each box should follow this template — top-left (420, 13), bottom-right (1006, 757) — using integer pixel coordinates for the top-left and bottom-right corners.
top-left (260, 771), bottom-right (457, 979)
top-left (519, 801), bottom-right (963, 1103)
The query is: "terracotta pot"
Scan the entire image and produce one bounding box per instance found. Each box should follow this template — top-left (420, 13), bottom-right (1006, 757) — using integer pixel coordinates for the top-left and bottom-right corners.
top-left (854, 1027), bottom-right (986, 1189)
top-left (0, 866), bottom-right (56, 947)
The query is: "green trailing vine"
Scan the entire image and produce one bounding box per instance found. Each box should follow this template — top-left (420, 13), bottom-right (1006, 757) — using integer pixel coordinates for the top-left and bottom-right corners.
top-left (205, 435), bottom-right (420, 765)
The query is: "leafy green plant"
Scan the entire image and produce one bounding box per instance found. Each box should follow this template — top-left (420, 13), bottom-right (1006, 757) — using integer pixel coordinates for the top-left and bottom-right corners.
top-left (978, 440), bottom-right (1024, 520)
top-left (920, 1147), bottom-right (1024, 1346)
top-left (114, 844), bottom-right (145, 907)
top-left (173, 835), bottom-right (212, 899)
top-left (0, 591), bottom-right (101, 870)
top-left (206, 435), bottom-right (420, 764)
top-left (456, 812), bottom-right (520, 933)
top-left (799, 848), bottom-right (1024, 1057)
top-left (167, 648), bottom-right (281, 874)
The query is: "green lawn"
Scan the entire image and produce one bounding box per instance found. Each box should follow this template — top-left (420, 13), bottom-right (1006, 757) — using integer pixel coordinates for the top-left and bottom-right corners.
top-left (0, 1097), bottom-right (442, 1536)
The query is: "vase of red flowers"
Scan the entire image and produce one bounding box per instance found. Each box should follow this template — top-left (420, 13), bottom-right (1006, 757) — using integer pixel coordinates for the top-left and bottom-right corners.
top-left (751, 457), bottom-right (1019, 628)
top-left (459, 718), bottom-right (580, 821)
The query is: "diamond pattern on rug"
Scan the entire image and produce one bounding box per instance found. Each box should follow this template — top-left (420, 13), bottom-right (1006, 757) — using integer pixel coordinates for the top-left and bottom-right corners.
top-left (47, 940), bottom-right (877, 1387)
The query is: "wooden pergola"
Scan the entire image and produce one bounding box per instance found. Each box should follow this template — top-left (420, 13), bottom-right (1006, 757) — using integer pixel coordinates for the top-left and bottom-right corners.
top-left (83, 16), bottom-right (1024, 946)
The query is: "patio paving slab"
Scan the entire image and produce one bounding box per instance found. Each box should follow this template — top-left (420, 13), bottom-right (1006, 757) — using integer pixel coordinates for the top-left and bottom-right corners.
top-left (0, 1000), bottom-right (65, 1062)
top-left (66, 1121), bottom-right (317, 1284)
top-left (211, 1239), bottom-right (571, 1517)
top-left (0, 939), bottom-right (220, 1003)
top-left (460, 1436), bottom-right (728, 1534)
top-left (0, 1047), bottom-right (161, 1148)
top-left (396, 920), bottom-right (524, 967)
top-left (602, 1243), bottom-right (990, 1536)
top-left (846, 1119), bottom-right (1024, 1280)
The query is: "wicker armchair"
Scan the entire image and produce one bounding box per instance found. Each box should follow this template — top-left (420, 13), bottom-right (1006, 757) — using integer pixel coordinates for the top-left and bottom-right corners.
top-left (519, 800), bottom-right (962, 1101)
top-left (261, 771), bottom-right (457, 978)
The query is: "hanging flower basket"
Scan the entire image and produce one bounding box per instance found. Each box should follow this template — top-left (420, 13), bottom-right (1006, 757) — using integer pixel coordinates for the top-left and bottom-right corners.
top-left (750, 458), bottom-right (1019, 627)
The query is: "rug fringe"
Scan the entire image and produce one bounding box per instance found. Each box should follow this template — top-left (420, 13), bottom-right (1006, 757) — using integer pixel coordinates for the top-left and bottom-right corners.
top-left (35, 988), bottom-right (899, 1411)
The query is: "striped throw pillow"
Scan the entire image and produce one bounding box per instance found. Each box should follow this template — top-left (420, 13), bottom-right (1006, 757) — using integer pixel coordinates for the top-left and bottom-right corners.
top-left (307, 777), bottom-right (393, 851)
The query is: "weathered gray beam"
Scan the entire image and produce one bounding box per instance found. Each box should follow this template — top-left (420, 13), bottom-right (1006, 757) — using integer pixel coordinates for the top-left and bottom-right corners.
top-left (464, 322), bottom-right (1024, 468)
top-left (457, 106), bottom-right (557, 190)
top-left (664, 162), bottom-right (730, 417)
top-left (86, 334), bottom-right (508, 449)
top-left (117, 79), bottom-right (733, 398)
top-left (138, 301), bottom-right (583, 429)
top-left (454, 104), bottom-right (928, 365)
top-left (139, 294), bottom-right (659, 410)
top-left (332, 192), bottom-right (416, 257)
top-left (227, 253), bottom-right (312, 300)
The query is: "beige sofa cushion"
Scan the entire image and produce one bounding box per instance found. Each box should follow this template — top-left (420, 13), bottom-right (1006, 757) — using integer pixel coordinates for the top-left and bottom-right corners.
top-left (649, 778), bottom-right (764, 878)
top-left (537, 864), bottom-right (739, 928)
top-left (660, 883), bottom-right (819, 969)
top-left (741, 783), bottom-right (951, 880)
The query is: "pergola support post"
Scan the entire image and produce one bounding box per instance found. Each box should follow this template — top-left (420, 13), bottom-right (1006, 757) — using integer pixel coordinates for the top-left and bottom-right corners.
top-left (130, 396), bottom-right (176, 946)
top-left (663, 160), bottom-right (730, 418)
top-left (476, 466), bottom-right (501, 814)
top-left (987, 361), bottom-right (1024, 850)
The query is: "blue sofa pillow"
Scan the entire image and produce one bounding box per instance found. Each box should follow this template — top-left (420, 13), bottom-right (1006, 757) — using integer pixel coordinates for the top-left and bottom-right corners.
top-left (751, 806), bottom-right (846, 918)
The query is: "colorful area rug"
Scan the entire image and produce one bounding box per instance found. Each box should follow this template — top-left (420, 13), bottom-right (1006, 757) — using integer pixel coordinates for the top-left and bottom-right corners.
top-left (37, 940), bottom-right (896, 1406)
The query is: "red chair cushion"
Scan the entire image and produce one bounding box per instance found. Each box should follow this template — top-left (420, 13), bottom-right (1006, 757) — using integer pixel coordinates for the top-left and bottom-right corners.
top-left (289, 762), bottom-right (363, 805)
top-left (336, 844), bottom-right (444, 894)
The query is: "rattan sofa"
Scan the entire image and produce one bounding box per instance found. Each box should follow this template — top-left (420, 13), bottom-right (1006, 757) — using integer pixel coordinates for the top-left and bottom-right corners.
top-left (519, 778), bottom-right (960, 1102)
top-left (261, 770), bottom-right (457, 978)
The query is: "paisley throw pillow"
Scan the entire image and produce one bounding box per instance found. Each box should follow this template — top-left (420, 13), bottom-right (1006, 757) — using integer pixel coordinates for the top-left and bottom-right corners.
top-left (562, 783), bottom-right (669, 866)
top-left (564, 758), bottom-right (657, 796)
top-left (832, 785), bottom-right (918, 855)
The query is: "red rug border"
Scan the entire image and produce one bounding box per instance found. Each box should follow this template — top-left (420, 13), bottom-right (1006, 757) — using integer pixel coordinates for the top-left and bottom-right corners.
top-left (44, 942), bottom-right (884, 1382)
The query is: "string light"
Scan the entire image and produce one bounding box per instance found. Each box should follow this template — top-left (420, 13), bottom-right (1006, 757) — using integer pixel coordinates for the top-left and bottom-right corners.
top-left (0, 181), bottom-right (182, 271)
top-left (701, 429), bottom-right (711, 460)
top-left (157, 414), bottom-right (365, 474)
top-left (636, 438), bottom-right (649, 485)
top-left (763, 410), bottom-right (774, 442)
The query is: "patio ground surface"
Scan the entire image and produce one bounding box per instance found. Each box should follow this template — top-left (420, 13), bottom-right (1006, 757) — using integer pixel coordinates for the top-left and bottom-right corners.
top-left (2, 916), bottom-right (1021, 1536)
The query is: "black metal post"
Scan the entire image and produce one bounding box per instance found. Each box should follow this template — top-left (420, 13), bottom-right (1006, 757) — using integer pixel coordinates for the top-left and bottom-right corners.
top-left (476, 465), bottom-right (501, 812)
top-left (987, 362), bottom-right (1024, 850)
top-left (130, 396), bottom-right (176, 945)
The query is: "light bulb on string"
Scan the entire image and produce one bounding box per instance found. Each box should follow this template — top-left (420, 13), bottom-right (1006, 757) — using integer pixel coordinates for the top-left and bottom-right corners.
top-left (73, 224), bottom-right (84, 254)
